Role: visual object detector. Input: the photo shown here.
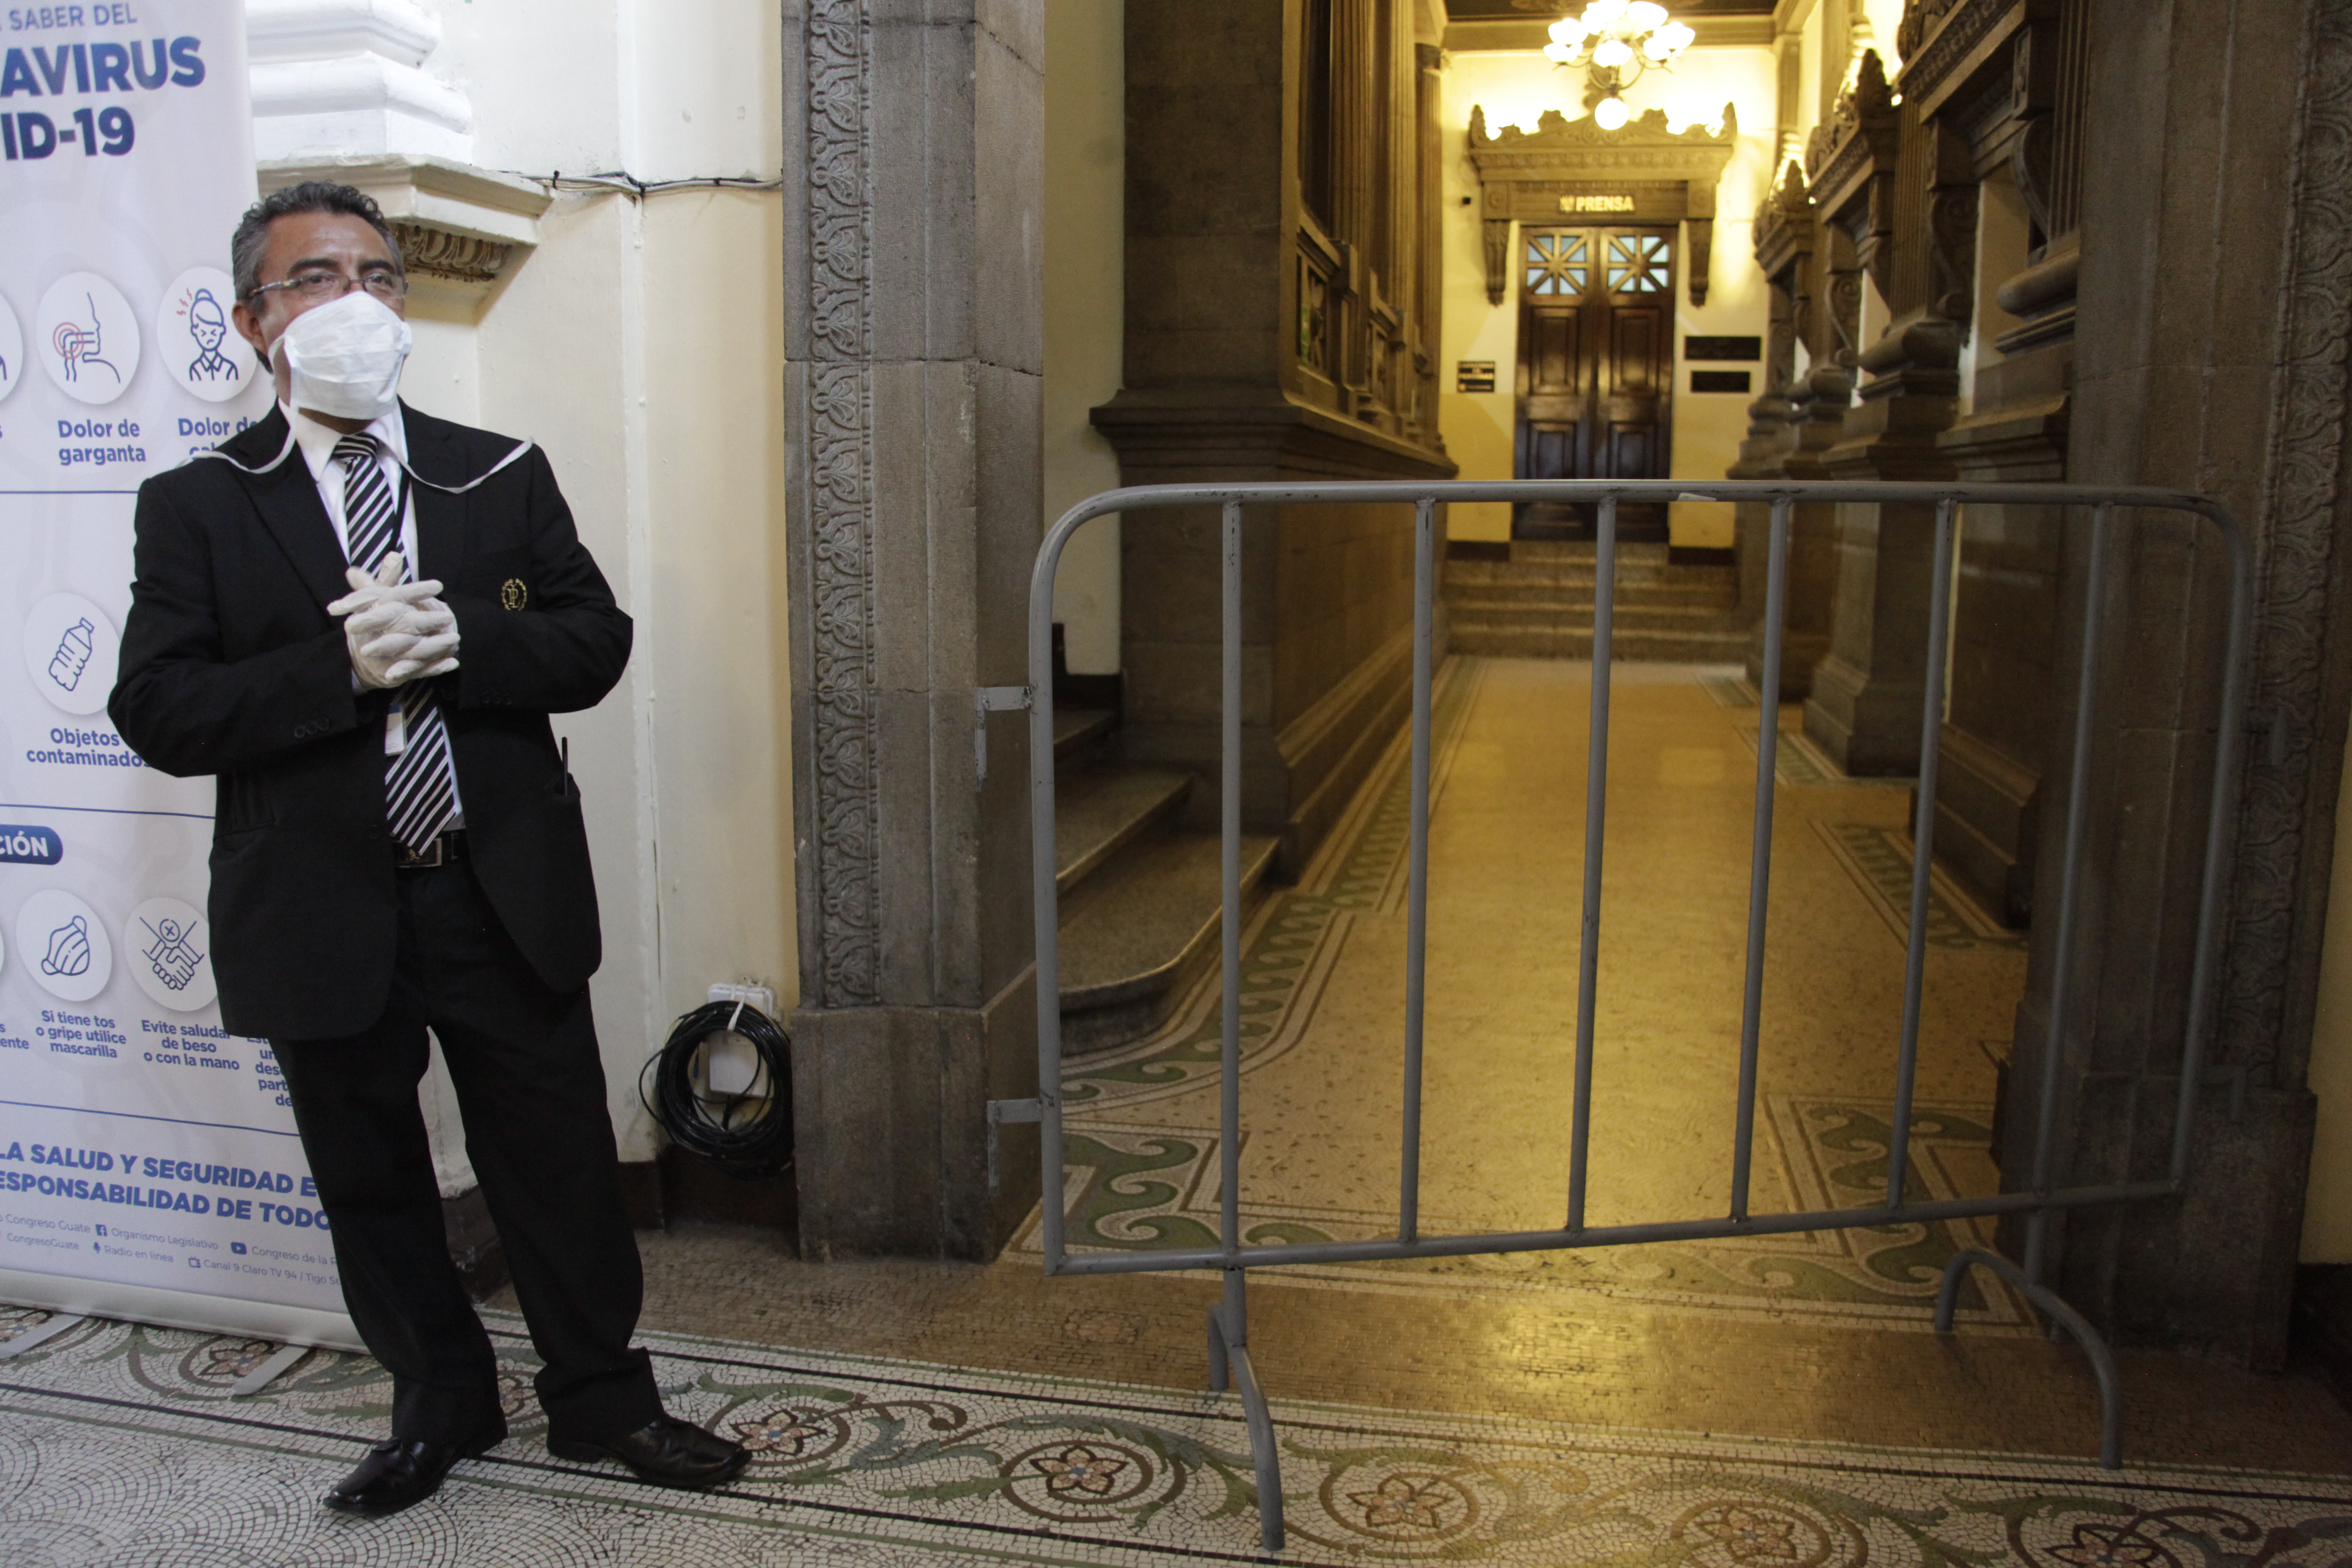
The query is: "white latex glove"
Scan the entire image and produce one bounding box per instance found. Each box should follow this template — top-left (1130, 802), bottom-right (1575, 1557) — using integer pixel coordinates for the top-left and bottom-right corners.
top-left (387, 597), bottom-right (460, 683)
top-left (328, 556), bottom-right (459, 688)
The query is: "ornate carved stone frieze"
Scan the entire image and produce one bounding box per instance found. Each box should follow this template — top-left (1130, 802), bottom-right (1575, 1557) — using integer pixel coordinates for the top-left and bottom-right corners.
top-left (1467, 104), bottom-right (1737, 307)
top-left (1753, 159), bottom-right (1815, 282)
top-left (1898, 0), bottom-right (2038, 120)
top-left (1926, 179), bottom-right (1981, 326)
top-left (1802, 52), bottom-right (1901, 304)
top-left (388, 222), bottom-right (507, 284)
top-left (2218, 0), bottom-right (2352, 1084)
top-left (803, 0), bottom-right (881, 1008)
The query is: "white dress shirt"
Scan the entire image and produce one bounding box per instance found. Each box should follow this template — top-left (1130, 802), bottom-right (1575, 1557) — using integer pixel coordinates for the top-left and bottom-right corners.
top-left (287, 402), bottom-right (464, 828)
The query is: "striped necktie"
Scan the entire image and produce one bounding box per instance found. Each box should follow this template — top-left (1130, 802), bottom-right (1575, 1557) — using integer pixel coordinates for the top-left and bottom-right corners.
top-left (335, 433), bottom-right (457, 856)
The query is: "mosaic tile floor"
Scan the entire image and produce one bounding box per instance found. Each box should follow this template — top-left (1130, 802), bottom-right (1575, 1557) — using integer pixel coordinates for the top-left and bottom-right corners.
top-left (7, 1307), bottom-right (2352, 1566)
top-left (1042, 658), bottom-right (2030, 1314)
top-left (8, 658), bottom-right (2352, 1563)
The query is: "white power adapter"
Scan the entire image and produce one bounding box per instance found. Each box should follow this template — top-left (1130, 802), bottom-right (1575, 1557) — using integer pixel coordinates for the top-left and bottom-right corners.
top-left (701, 983), bottom-right (776, 1096)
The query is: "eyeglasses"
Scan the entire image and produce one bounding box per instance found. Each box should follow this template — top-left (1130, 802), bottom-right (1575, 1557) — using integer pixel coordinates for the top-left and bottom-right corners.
top-left (248, 268), bottom-right (408, 306)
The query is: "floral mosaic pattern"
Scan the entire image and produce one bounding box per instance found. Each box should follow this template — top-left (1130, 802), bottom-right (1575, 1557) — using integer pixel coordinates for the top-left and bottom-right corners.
top-left (1028, 1099), bottom-right (2021, 1326)
top-left (1813, 819), bottom-right (2027, 952)
top-left (5, 1309), bottom-right (2346, 1565)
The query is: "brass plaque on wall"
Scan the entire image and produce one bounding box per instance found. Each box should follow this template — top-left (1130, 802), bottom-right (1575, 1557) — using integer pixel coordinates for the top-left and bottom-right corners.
top-left (1456, 361), bottom-right (1497, 392)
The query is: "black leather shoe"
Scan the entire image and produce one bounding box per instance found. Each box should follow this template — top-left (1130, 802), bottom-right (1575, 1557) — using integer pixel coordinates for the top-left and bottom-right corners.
top-left (547, 1415), bottom-right (750, 1489)
top-left (322, 1424), bottom-right (505, 1517)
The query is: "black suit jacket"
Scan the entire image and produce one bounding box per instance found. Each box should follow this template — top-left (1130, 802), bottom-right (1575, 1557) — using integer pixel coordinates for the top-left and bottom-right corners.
top-left (109, 403), bottom-right (632, 1040)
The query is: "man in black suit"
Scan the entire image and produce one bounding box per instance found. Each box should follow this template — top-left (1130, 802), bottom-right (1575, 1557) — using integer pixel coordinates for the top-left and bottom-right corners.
top-left (109, 182), bottom-right (747, 1515)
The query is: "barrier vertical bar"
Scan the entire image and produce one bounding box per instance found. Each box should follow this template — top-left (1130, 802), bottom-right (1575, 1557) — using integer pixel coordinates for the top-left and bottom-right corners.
top-left (1567, 495), bottom-right (1618, 1231)
top-left (1730, 498), bottom-right (1792, 1222)
top-left (2171, 505), bottom-right (2255, 1184)
top-left (1220, 497), bottom-right (1244, 1264)
top-left (1030, 510), bottom-right (1071, 1270)
top-left (2026, 501), bottom-right (2113, 1286)
top-left (1400, 497), bottom-right (1436, 1242)
top-left (1888, 497), bottom-right (1958, 1208)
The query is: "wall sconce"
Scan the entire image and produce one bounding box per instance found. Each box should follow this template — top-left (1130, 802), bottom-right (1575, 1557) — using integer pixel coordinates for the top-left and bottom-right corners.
top-left (1545, 0), bottom-right (1696, 129)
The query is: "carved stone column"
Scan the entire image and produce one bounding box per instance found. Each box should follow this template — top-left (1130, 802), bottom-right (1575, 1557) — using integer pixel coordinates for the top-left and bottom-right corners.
top-left (784, 0), bottom-right (1044, 1259)
top-left (1915, 0), bottom-right (2089, 929)
top-left (1415, 41), bottom-right (1445, 444)
top-left (1803, 313), bottom-right (1961, 774)
top-left (1757, 367), bottom-right (1855, 699)
top-left (1996, 0), bottom-right (2347, 1369)
top-left (1734, 161), bottom-right (1844, 699)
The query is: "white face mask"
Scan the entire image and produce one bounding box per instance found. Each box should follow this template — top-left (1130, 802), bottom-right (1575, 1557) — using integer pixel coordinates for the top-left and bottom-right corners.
top-left (274, 289), bottom-right (411, 421)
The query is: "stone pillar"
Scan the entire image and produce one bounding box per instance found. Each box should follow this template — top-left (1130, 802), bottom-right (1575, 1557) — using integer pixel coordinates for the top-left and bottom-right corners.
top-left (1934, 249), bottom-right (2076, 927)
top-left (1924, 0), bottom-right (2089, 928)
top-left (1802, 315), bottom-right (1960, 773)
top-left (1995, 0), bottom-right (2346, 1368)
top-left (1751, 367), bottom-right (1854, 700)
top-left (783, 0), bottom-right (1044, 1259)
top-left (1415, 41), bottom-right (1445, 443)
top-left (1101, 0), bottom-right (1452, 877)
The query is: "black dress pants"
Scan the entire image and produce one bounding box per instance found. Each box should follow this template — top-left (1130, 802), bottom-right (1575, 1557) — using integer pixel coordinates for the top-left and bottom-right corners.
top-left (271, 853), bottom-right (662, 1446)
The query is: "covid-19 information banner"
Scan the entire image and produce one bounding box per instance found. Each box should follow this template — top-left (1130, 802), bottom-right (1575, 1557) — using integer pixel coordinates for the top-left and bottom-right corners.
top-left (0, 1), bottom-right (356, 1347)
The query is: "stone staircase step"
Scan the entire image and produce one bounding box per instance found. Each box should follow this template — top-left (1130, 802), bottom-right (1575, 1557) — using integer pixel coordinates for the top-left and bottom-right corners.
top-left (1446, 581), bottom-right (1737, 610)
top-left (1057, 828), bottom-right (1279, 1055)
top-left (1445, 602), bottom-right (1744, 631)
top-left (1054, 766), bottom-right (1191, 895)
top-left (1054, 707), bottom-right (1117, 763)
top-left (1447, 623), bottom-right (1750, 661)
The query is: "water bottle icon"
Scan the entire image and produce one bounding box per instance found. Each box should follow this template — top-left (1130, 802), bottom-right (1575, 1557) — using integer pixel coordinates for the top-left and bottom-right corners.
top-left (48, 617), bottom-right (95, 691)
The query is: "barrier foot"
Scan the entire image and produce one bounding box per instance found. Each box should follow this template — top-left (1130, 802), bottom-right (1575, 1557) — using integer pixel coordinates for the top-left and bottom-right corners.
top-left (230, 1341), bottom-right (311, 1399)
top-left (0, 1312), bottom-right (82, 1360)
top-left (1208, 1274), bottom-right (1285, 1555)
top-left (1935, 1247), bottom-right (2124, 1470)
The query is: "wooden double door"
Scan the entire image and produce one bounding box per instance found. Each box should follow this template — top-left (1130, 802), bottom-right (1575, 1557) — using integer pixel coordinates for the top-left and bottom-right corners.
top-left (1513, 226), bottom-right (1676, 540)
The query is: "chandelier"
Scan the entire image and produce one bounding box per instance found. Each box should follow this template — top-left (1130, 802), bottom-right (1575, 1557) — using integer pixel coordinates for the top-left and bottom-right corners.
top-left (1545, 0), bottom-right (1697, 130)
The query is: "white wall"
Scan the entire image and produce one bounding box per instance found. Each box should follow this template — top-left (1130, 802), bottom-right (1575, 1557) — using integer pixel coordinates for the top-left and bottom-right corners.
top-left (1043, 0), bottom-right (1124, 676)
top-left (1436, 46), bottom-right (1780, 547)
top-left (390, 0), bottom-right (791, 1162)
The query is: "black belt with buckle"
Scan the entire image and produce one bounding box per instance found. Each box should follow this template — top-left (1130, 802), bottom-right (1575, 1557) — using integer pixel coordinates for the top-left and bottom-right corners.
top-left (397, 829), bottom-right (467, 869)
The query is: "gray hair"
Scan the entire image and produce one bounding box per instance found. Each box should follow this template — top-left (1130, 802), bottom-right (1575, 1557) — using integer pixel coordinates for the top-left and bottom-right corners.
top-left (230, 182), bottom-right (405, 304)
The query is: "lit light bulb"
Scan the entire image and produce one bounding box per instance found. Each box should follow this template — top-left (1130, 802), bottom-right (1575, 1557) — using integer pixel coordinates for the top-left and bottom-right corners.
top-left (1640, 31), bottom-right (1672, 60)
top-left (1594, 95), bottom-right (1631, 130)
top-left (1548, 17), bottom-right (1588, 44)
top-left (1583, 0), bottom-right (1630, 27)
top-left (1593, 36), bottom-right (1633, 68)
top-left (1544, 39), bottom-right (1577, 62)
top-left (1656, 21), bottom-right (1695, 55)
top-left (1626, 1), bottom-right (1668, 26)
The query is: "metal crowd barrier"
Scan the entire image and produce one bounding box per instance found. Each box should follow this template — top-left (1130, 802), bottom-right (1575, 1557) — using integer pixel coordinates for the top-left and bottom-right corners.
top-left (999, 480), bottom-right (2249, 1554)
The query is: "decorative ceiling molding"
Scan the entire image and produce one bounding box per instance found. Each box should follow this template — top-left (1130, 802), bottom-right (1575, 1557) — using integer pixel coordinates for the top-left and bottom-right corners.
top-left (1467, 105), bottom-right (1739, 304)
top-left (1442, 16), bottom-right (1775, 51)
top-left (1469, 102), bottom-right (1739, 175)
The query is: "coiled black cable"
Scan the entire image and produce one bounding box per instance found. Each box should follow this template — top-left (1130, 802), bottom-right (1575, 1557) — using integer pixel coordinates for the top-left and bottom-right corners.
top-left (639, 1001), bottom-right (794, 1178)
